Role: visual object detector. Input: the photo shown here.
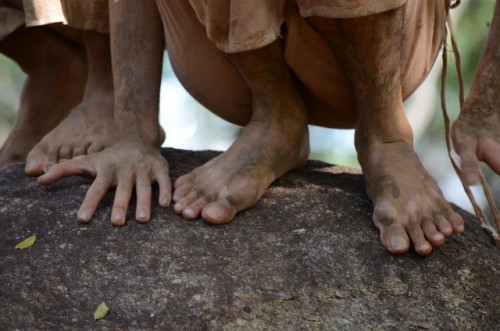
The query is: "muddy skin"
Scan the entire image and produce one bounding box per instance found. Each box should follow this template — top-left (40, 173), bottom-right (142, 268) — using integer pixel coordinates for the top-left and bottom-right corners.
top-left (173, 40), bottom-right (310, 224)
top-left (37, 0), bottom-right (170, 226)
top-left (309, 5), bottom-right (464, 256)
top-left (0, 25), bottom-right (87, 168)
top-left (25, 31), bottom-right (114, 175)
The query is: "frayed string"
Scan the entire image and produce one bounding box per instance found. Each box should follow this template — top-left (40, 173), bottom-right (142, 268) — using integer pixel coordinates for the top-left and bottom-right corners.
top-left (441, 13), bottom-right (499, 243)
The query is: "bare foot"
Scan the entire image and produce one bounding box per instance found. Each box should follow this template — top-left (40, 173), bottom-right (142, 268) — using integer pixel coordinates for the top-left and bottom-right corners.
top-left (25, 91), bottom-right (115, 175)
top-left (25, 31), bottom-right (115, 176)
top-left (0, 26), bottom-right (87, 168)
top-left (360, 141), bottom-right (465, 255)
top-left (173, 115), bottom-right (309, 225)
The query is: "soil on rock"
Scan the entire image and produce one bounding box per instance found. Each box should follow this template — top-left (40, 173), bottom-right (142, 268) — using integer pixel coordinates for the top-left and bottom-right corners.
top-left (0, 148), bottom-right (498, 330)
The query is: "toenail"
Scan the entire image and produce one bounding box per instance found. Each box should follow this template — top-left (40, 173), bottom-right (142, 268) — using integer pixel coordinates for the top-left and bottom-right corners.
top-left (206, 205), bottom-right (224, 221)
top-left (174, 202), bottom-right (182, 212)
top-left (184, 208), bottom-right (195, 218)
top-left (390, 237), bottom-right (407, 251)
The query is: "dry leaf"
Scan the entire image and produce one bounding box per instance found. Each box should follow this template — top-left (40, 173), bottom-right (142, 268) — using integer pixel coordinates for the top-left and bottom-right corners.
top-left (94, 302), bottom-right (109, 320)
top-left (15, 234), bottom-right (37, 249)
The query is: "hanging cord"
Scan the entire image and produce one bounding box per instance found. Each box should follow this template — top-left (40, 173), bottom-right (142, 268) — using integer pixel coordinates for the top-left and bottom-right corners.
top-left (441, 14), bottom-right (500, 243)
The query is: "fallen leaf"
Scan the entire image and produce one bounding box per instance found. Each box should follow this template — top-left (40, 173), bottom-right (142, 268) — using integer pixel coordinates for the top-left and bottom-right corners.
top-left (94, 302), bottom-right (109, 320)
top-left (15, 234), bottom-right (37, 249)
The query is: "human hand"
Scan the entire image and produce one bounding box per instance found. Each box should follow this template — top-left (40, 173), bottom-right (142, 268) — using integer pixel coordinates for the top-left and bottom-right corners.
top-left (451, 109), bottom-right (500, 185)
top-left (37, 142), bottom-right (172, 226)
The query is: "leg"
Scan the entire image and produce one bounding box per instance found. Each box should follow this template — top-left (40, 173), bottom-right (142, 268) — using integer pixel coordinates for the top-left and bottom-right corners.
top-left (38, 0), bottom-right (170, 226)
top-left (452, 0), bottom-right (500, 184)
top-left (173, 39), bottom-right (309, 224)
top-left (25, 30), bottom-right (115, 175)
top-left (309, 6), bottom-right (464, 255)
top-left (0, 24), bottom-right (87, 168)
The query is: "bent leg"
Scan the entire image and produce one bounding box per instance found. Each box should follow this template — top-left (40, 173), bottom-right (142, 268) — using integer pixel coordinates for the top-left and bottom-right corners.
top-left (173, 39), bottom-right (310, 224)
top-left (25, 31), bottom-right (115, 175)
top-left (309, 5), bottom-right (464, 255)
top-left (452, 0), bottom-right (500, 184)
top-left (0, 24), bottom-right (86, 168)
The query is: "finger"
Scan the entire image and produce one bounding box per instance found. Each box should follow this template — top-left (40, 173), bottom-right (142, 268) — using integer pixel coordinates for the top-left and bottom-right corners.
top-left (78, 173), bottom-right (113, 223)
top-left (135, 174), bottom-right (152, 223)
top-left (479, 138), bottom-right (500, 175)
top-left (25, 146), bottom-right (47, 176)
top-left (155, 165), bottom-right (172, 207)
top-left (111, 174), bottom-right (133, 226)
top-left (459, 151), bottom-right (480, 185)
top-left (38, 157), bottom-right (95, 185)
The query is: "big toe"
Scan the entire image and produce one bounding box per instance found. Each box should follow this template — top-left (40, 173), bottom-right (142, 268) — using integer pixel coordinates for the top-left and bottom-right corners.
top-left (378, 222), bottom-right (410, 254)
top-left (202, 201), bottom-right (237, 225)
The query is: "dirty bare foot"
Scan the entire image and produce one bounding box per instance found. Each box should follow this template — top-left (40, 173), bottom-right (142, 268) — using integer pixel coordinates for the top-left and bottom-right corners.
top-left (25, 91), bottom-right (115, 175)
top-left (25, 31), bottom-right (114, 175)
top-left (173, 117), bottom-right (309, 224)
top-left (0, 26), bottom-right (87, 168)
top-left (360, 141), bottom-right (465, 255)
top-left (173, 40), bottom-right (309, 224)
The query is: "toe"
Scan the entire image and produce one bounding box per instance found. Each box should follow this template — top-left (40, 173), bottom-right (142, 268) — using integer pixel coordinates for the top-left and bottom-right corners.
top-left (174, 191), bottom-right (199, 217)
top-left (422, 218), bottom-right (445, 247)
top-left (375, 217), bottom-right (410, 254)
top-left (448, 211), bottom-right (465, 234)
top-left (72, 145), bottom-right (88, 157)
top-left (433, 213), bottom-right (453, 237)
top-left (59, 145), bottom-right (72, 161)
top-left (87, 143), bottom-right (104, 154)
top-left (182, 197), bottom-right (207, 220)
top-left (407, 220), bottom-right (433, 256)
top-left (174, 173), bottom-right (195, 189)
top-left (173, 182), bottom-right (192, 202)
top-left (202, 200), bottom-right (237, 225)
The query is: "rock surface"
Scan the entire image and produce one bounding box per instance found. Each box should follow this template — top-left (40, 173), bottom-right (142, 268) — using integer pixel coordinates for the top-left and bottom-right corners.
top-left (0, 148), bottom-right (498, 330)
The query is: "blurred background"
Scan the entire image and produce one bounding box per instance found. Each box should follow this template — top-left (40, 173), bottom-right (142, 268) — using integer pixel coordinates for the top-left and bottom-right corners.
top-left (0, 0), bottom-right (498, 219)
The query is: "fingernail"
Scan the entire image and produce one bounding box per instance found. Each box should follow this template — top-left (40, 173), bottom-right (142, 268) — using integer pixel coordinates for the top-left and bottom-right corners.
top-left (78, 211), bottom-right (89, 222)
top-left (137, 210), bottom-right (147, 220)
top-left (112, 211), bottom-right (123, 222)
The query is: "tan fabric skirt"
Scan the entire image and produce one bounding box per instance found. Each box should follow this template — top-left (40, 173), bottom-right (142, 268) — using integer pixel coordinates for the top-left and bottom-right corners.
top-left (22, 0), bottom-right (108, 33)
top-left (157, 0), bottom-right (449, 128)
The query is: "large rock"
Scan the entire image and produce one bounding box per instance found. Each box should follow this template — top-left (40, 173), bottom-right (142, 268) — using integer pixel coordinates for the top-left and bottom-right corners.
top-left (0, 148), bottom-right (498, 330)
